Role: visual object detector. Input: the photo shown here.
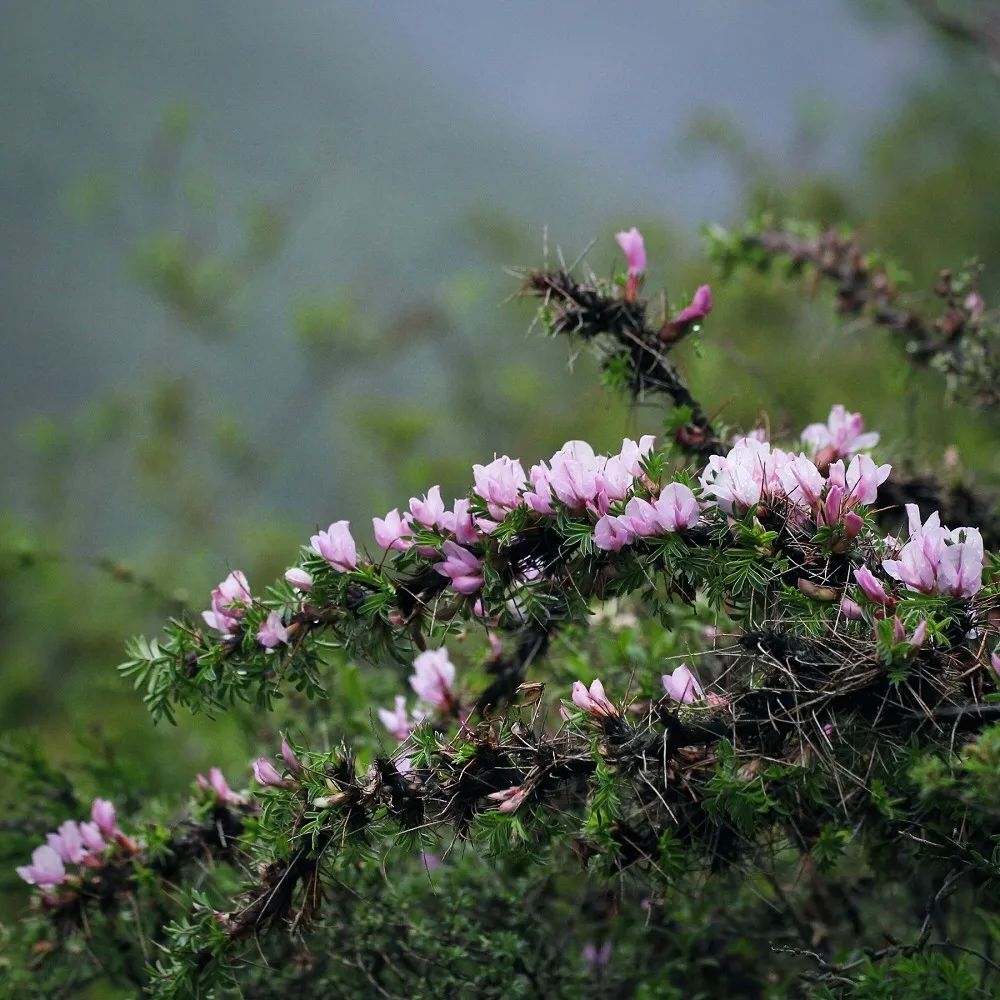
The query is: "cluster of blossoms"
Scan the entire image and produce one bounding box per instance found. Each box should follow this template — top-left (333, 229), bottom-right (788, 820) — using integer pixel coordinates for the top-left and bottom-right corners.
top-left (16, 799), bottom-right (130, 889)
top-left (378, 648), bottom-right (457, 743)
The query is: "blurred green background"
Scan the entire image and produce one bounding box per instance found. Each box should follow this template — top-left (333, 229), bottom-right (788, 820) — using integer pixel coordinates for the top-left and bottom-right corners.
top-left (3, 0), bottom-right (1000, 914)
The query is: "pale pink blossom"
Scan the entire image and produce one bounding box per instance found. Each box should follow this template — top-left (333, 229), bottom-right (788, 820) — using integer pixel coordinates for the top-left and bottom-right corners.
top-left (617, 435), bottom-right (657, 477)
top-left (840, 596), bottom-right (863, 621)
top-left (310, 521), bottom-right (358, 572)
top-left (653, 482), bottom-right (701, 531)
top-left (965, 291), bottom-right (985, 319)
top-left (91, 799), bottom-right (120, 840)
top-left (523, 462), bottom-right (555, 514)
top-left (257, 611), bottom-right (289, 649)
top-left (488, 785), bottom-right (527, 814)
top-left (409, 485), bottom-right (447, 528)
top-left (196, 767), bottom-right (245, 806)
top-left (991, 651), bottom-right (1000, 676)
top-left (827, 455), bottom-right (891, 507)
top-left (373, 509), bottom-right (414, 551)
top-left (378, 695), bottom-right (418, 741)
top-left (409, 648), bottom-right (457, 710)
top-left (779, 455), bottom-right (826, 507)
top-left (882, 504), bottom-right (984, 598)
top-left (202, 570), bottom-right (252, 636)
top-left (284, 567), bottom-right (313, 591)
top-left (700, 438), bottom-right (792, 514)
top-left (621, 497), bottom-right (661, 537)
top-left (801, 405), bottom-right (880, 460)
top-left (473, 456), bottom-right (527, 520)
top-left (661, 663), bottom-right (704, 704)
top-left (16, 845), bottom-right (66, 887)
top-left (909, 620), bottom-right (928, 648)
top-left (47, 821), bottom-right (85, 864)
top-left (78, 821), bottom-right (106, 855)
top-left (571, 678), bottom-right (618, 718)
top-left (442, 498), bottom-right (480, 545)
top-left (594, 514), bottom-right (635, 552)
top-left (434, 541), bottom-right (484, 594)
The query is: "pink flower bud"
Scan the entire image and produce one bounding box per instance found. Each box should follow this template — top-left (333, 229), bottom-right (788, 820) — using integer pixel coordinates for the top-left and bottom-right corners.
top-left (91, 799), bottom-right (120, 839)
top-left (671, 285), bottom-right (713, 328)
top-left (284, 567), bottom-right (313, 591)
top-left (891, 616), bottom-right (907, 644)
top-left (281, 739), bottom-right (303, 775)
top-left (487, 785), bottom-right (527, 814)
top-left (840, 596), bottom-right (863, 621)
top-left (909, 620), bottom-right (928, 648)
top-left (853, 566), bottom-right (891, 606)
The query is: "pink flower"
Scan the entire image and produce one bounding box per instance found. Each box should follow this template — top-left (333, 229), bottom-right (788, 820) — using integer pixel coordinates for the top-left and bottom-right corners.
top-left (991, 651), bottom-right (1000, 676)
top-left (284, 568), bottom-right (313, 591)
top-left (801, 405), bottom-right (880, 460)
top-left (196, 767), bottom-right (245, 806)
top-left (434, 541), bottom-right (484, 595)
top-left (621, 498), bottom-right (660, 537)
top-left (828, 455), bottom-right (891, 507)
top-left (257, 611), bottom-right (289, 649)
top-left (310, 521), bottom-right (358, 572)
top-left (78, 821), bottom-right (106, 855)
top-left (882, 504), bottom-right (984, 598)
top-left (488, 786), bottom-right (527, 814)
top-left (91, 799), bottom-right (120, 839)
top-left (202, 570), bottom-right (252, 636)
top-left (594, 514), bottom-right (634, 552)
top-left (840, 596), bottom-right (863, 621)
top-left (373, 508), bottom-right (414, 552)
top-left (699, 438), bottom-right (792, 515)
top-left (571, 678), bottom-right (618, 718)
top-left (409, 648), bottom-right (457, 711)
top-left (47, 821), bottom-right (85, 864)
top-left (617, 435), bottom-right (657, 477)
top-left (16, 845), bottom-right (66, 887)
top-left (378, 695), bottom-right (418, 741)
top-left (441, 498), bottom-right (480, 545)
top-left (523, 462), bottom-right (555, 514)
top-left (779, 455), bottom-right (826, 507)
top-left (909, 620), bottom-right (928, 648)
top-left (281, 739), bottom-right (303, 776)
top-left (653, 482), bottom-right (701, 531)
top-left (582, 941), bottom-right (613, 973)
top-left (409, 485), bottom-right (447, 528)
top-left (671, 284), bottom-right (713, 327)
top-left (615, 227), bottom-right (646, 298)
top-left (548, 441), bottom-right (603, 510)
top-left (661, 663), bottom-right (704, 704)
top-left (473, 456), bottom-right (527, 520)
top-left (854, 566), bottom-right (892, 606)
top-left (252, 757), bottom-right (287, 788)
